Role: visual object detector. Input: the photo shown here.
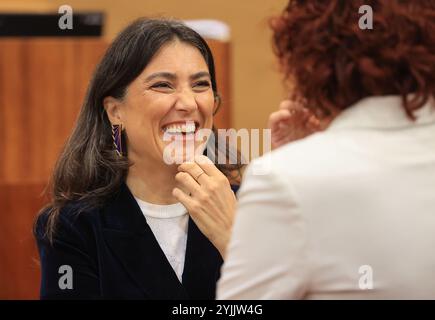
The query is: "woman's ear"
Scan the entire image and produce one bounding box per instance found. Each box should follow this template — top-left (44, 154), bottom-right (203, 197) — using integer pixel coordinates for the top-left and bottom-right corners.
top-left (213, 95), bottom-right (221, 115)
top-left (103, 96), bottom-right (123, 125)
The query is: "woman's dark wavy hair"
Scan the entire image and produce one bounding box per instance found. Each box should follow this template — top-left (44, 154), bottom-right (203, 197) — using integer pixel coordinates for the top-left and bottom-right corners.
top-left (271, 0), bottom-right (435, 119)
top-left (37, 18), bottom-right (243, 241)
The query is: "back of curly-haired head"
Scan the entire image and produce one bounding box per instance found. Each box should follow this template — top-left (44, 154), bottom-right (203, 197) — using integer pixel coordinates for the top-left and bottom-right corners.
top-left (271, 0), bottom-right (435, 119)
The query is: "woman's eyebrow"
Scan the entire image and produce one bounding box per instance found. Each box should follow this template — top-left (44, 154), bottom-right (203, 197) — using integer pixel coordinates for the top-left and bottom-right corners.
top-left (144, 72), bottom-right (176, 82)
top-left (190, 71), bottom-right (211, 81)
top-left (144, 71), bottom-right (210, 83)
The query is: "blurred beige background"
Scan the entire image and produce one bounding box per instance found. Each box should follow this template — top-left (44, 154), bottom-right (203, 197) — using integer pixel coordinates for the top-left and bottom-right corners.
top-left (0, 0), bottom-right (288, 131)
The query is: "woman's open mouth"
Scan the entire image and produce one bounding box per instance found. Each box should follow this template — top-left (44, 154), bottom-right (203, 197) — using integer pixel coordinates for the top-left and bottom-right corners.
top-left (160, 120), bottom-right (209, 162)
top-left (161, 121), bottom-right (200, 137)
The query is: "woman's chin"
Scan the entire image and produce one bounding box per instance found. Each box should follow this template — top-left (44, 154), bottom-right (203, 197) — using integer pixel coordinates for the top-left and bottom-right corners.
top-left (161, 144), bottom-right (206, 165)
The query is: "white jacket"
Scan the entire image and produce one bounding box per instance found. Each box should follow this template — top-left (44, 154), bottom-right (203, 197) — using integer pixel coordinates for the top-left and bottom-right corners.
top-left (217, 96), bottom-right (435, 299)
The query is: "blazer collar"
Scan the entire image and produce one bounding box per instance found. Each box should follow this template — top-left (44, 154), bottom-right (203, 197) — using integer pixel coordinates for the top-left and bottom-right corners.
top-left (328, 95), bottom-right (435, 131)
top-left (100, 183), bottom-right (222, 299)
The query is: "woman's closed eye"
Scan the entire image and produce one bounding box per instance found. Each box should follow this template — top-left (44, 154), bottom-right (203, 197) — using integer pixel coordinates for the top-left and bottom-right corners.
top-left (150, 82), bottom-right (174, 91)
top-left (193, 80), bottom-right (211, 91)
top-left (150, 80), bottom-right (210, 93)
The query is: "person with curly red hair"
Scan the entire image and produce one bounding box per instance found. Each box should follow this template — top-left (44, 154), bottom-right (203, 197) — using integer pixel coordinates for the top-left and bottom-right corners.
top-left (217, 0), bottom-right (435, 299)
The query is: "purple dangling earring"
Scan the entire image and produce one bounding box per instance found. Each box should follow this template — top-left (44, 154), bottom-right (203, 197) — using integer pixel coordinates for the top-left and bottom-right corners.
top-left (112, 124), bottom-right (123, 156)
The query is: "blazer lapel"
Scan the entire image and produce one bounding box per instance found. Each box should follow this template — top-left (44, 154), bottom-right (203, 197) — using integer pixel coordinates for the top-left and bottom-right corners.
top-left (182, 217), bottom-right (224, 299)
top-left (178, 184), bottom-right (238, 298)
top-left (101, 183), bottom-right (188, 299)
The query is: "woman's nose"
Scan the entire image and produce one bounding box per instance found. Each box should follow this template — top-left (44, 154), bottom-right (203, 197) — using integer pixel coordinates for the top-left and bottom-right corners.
top-left (174, 89), bottom-right (198, 112)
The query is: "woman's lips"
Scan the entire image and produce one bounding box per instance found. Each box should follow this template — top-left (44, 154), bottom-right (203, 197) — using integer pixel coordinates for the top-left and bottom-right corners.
top-left (161, 122), bottom-right (201, 146)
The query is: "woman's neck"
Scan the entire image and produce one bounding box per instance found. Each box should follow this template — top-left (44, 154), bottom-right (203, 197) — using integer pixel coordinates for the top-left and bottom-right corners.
top-left (126, 158), bottom-right (179, 205)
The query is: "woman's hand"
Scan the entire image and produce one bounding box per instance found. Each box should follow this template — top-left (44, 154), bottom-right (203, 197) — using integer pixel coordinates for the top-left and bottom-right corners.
top-left (268, 99), bottom-right (321, 150)
top-left (172, 155), bottom-right (236, 259)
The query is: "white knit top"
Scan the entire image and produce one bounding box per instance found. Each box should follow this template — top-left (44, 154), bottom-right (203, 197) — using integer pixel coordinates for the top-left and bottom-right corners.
top-left (134, 197), bottom-right (189, 283)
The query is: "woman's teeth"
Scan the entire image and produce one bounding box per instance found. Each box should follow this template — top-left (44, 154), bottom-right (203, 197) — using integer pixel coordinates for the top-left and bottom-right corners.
top-left (163, 123), bottom-right (196, 134)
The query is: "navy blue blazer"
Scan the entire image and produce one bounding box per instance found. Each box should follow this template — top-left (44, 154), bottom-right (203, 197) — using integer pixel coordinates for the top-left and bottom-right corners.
top-left (35, 183), bottom-right (237, 299)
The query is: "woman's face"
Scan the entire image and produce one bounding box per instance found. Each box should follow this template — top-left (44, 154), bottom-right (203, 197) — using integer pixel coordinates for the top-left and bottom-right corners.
top-left (106, 40), bottom-right (215, 166)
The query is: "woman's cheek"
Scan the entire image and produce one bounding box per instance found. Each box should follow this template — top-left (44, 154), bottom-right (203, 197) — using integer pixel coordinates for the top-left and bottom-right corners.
top-left (199, 95), bottom-right (215, 123)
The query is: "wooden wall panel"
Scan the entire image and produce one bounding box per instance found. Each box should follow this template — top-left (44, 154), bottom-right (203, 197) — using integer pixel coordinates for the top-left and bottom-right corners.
top-left (207, 39), bottom-right (232, 129)
top-left (0, 183), bottom-right (48, 299)
top-left (0, 38), bottom-right (107, 184)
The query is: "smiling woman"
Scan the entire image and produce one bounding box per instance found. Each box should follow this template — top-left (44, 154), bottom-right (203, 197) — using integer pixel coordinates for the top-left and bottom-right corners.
top-left (103, 39), bottom-right (216, 201)
top-left (34, 18), bottom-right (242, 299)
